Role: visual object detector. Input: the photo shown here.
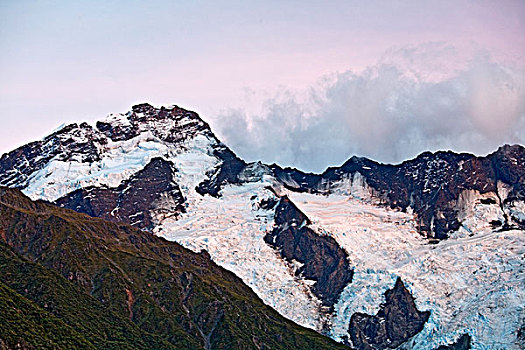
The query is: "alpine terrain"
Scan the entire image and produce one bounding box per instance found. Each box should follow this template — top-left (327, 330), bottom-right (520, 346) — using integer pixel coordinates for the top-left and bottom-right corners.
top-left (0, 103), bottom-right (523, 349)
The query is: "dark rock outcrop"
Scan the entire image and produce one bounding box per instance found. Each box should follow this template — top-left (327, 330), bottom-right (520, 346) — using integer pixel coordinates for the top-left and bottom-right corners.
top-left (270, 164), bottom-right (321, 192)
top-left (517, 325), bottom-right (525, 349)
top-left (56, 157), bottom-right (184, 229)
top-left (196, 146), bottom-right (247, 197)
top-left (348, 277), bottom-right (430, 350)
top-left (0, 123), bottom-right (106, 189)
top-left (264, 196), bottom-right (353, 309)
top-left (435, 334), bottom-right (471, 350)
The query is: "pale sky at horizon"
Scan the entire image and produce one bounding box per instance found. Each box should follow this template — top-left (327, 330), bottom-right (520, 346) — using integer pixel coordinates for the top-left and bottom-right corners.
top-left (1, 0), bottom-right (524, 171)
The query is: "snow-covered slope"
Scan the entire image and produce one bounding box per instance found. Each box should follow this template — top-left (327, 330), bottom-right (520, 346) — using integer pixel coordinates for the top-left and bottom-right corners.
top-left (0, 103), bottom-right (523, 349)
top-left (0, 104), bottom-right (215, 202)
top-left (285, 191), bottom-right (524, 349)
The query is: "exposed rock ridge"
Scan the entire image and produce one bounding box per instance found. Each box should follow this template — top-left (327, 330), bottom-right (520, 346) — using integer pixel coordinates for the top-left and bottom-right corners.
top-left (0, 123), bottom-right (107, 189)
top-left (55, 157), bottom-right (185, 229)
top-left (271, 145), bottom-right (525, 238)
top-left (96, 103), bottom-right (213, 143)
top-left (0, 103), bottom-right (214, 193)
top-left (196, 146), bottom-right (247, 197)
top-left (264, 196), bottom-right (354, 310)
top-left (348, 277), bottom-right (430, 350)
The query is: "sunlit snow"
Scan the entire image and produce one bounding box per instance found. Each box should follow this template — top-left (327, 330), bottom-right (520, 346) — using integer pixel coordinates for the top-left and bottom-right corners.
top-left (286, 191), bottom-right (524, 349)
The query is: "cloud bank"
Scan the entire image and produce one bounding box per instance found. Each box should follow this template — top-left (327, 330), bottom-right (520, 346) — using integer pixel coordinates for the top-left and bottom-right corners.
top-left (215, 45), bottom-right (525, 173)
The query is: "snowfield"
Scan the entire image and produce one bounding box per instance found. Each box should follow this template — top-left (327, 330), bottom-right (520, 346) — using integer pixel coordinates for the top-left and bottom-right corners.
top-left (150, 134), bottom-right (326, 330)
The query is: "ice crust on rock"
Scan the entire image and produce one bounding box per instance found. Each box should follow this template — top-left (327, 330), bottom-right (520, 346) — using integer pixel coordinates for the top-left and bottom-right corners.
top-left (23, 135), bottom-right (172, 201)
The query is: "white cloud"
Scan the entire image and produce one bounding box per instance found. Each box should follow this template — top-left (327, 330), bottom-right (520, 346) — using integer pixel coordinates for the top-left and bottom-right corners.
top-left (215, 45), bottom-right (525, 172)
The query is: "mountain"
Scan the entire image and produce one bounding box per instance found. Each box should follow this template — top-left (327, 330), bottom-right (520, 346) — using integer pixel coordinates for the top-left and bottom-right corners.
top-left (0, 103), bottom-right (523, 349)
top-left (0, 186), bottom-right (347, 349)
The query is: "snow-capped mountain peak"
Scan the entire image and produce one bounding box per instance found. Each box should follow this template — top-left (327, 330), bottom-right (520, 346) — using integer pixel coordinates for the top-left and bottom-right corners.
top-left (0, 103), bottom-right (523, 350)
top-left (0, 103), bottom-right (224, 201)
top-left (96, 103), bottom-right (213, 143)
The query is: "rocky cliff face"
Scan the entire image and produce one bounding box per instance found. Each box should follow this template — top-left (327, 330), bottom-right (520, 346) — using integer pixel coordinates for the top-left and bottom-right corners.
top-left (96, 103), bottom-right (213, 143)
top-left (55, 157), bottom-right (185, 229)
top-left (270, 145), bottom-right (525, 239)
top-left (196, 146), bottom-right (247, 197)
top-left (348, 278), bottom-right (430, 350)
top-left (264, 196), bottom-right (354, 310)
top-left (0, 122), bottom-right (106, 189)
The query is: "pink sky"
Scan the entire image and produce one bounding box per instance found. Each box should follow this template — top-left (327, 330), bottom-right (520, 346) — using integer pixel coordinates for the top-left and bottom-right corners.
top-left (1, 1), bottom-right (524, 169)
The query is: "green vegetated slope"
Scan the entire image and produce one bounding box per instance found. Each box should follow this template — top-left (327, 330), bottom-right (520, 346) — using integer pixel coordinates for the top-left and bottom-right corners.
top-left (0, 279), bottom-right (92, 350)
top-left (0, 243), bottom-right (175, 349)
top-left (0, 187), bottom-right (346, 350)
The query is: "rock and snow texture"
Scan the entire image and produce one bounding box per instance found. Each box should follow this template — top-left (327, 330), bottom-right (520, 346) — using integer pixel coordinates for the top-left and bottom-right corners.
top-left (264, 195), bottom-right (354, 310)
top-left (348, 277), bottom-right (430, 350)
top-left (272, 145), bottom-right (525, 239)
top-left (0, 104), bottom-right (215, 202)
top-left (0, 103), bottom-right (523, 349)
top-left (435, 334), bottom-right (472, 350)
top-left (155, 181), bottom-right (327, 330)
top-left (55, 157), bottom-right (185, 229)
top-left (286, 190), bottom-right (524, 349)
